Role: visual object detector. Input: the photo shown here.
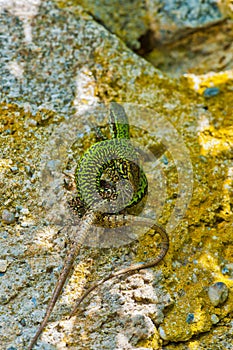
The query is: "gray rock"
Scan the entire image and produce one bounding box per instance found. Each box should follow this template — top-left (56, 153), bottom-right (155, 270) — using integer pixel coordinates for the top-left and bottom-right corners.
top-left (124, 313), bottom-right (155, 345)
top-left (208, 282), bottom-right (229, 306)
top-left (77, 0), bottom-right (225, 47)
top-left (1, 0), bottom-right (231, 349)
top-left (148, 0), bottom-right (223, 43)
top-left (1, 209), bottom-right (16, 224)
top-left (76, 0), bottom-right (148, 49)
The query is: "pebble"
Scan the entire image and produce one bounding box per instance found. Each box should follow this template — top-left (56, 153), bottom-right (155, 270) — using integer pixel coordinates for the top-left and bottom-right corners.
top-left (161, 155), bottom-right (169, 165)
top-left (199, 155), bottom-right (208, 163)
top-left (10, 166), bottom-right (18, 173)
top-left (211, 314), bottom-right (219, 324)
top-left (186, 313), bottom-right (194, 324)
top-left (1, 209), bottom-right (16, 224)
top-left (0, 260), bottom-right (8, 273)
top-left (19, 318), bottom-right (26, 326)
top-left (158, 326), bottom-right (168, 340)
top-left (20, 221), bottom-right (32, 228)
top-left (203, 87), bottom-right (220, 98)
top-left (20, 207), bottom-right (29, 215)
top-left (26, 118), bottom-right (37, 127)
top-left (222, 263), bottom-right (233, 277)
top-left (208, 282), bottom-right (229, 306)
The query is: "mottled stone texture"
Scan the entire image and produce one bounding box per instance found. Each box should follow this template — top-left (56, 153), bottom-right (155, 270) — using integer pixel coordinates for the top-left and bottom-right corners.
top-left (74, 0), bottom-right (226, 47)
top-left (0, 1), bottom-right (233, 350)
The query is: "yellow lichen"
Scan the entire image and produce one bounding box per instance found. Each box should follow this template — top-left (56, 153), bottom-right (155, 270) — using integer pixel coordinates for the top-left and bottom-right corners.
top-left (137, 327), bottom-right (161, 349)
top-left (198, 125), bottom-right (233, 156)
top-left (184, 69), bottom-right (233, 94)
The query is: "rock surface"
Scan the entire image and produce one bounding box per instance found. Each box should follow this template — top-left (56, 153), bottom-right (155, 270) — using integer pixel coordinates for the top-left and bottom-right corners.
top-left (68, 0), bottom-right (230, 48)
top-left (0, 1), bottom-right (232, 350)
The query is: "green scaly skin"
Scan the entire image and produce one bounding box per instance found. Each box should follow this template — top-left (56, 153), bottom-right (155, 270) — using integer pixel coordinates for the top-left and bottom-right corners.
top-left (75, 102), bottom-right (148, 217)
top-left (28, 103), bottom-right (168, 350)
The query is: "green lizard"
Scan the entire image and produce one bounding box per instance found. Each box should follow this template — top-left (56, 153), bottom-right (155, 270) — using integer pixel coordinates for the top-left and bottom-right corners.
top-left (28, 102), bottom-right (169, 349)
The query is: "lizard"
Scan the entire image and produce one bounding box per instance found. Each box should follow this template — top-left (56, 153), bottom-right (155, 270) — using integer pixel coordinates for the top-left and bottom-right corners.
top-left (28, 102), bottom-right (169, 349)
